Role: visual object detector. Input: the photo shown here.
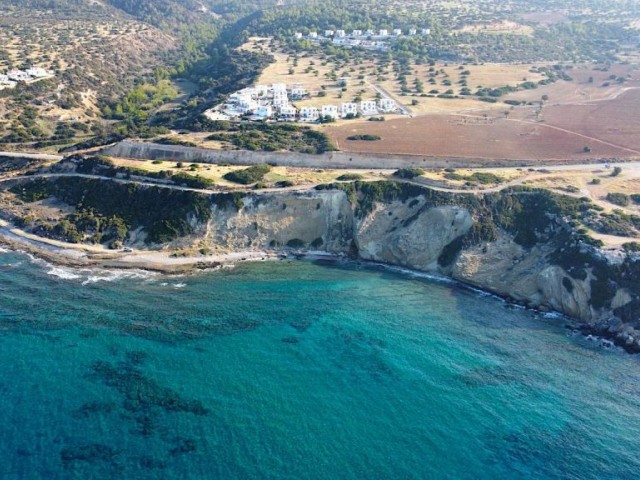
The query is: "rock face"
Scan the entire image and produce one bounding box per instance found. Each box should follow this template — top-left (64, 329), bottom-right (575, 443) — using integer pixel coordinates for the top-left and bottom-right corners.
top-left (187, 184), bottom-right (639, 345)
top-left (356, 201), bottom-right (473, 271)
top-left (206, 190), bottom-right (355, 253)
top-left (451, 233), bottom-right (594, 320)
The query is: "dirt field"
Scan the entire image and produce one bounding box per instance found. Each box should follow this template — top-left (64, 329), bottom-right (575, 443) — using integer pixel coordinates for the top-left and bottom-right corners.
top-left (326, 79), bottom-right (640, 161)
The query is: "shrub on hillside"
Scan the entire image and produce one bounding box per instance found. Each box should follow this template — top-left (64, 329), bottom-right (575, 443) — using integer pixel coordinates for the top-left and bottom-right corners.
top-left (223, 164), bottom-right (272, 184)
top-left (393, 168), bottom-right (425, 179)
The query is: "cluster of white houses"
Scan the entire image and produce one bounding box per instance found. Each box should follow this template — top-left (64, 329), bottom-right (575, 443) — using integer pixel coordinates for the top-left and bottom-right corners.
top-left (0, 67), bottom-right (54, 90)
top-left (294, 28), bottom-right (431, 50)
top-left (212, 83), bottom-right (398, 122)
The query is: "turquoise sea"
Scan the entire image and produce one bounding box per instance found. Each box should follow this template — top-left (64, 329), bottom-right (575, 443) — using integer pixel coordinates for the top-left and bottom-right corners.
top-left (0, 248), bottom-right (639, 479)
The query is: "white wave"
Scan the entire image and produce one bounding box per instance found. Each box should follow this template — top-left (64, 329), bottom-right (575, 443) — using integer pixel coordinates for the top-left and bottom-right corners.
top-left (172, 282), bottom-right (187, 289)
top-left (47, 266), bottom-right (82, 280)
top-left (0, 247), bottom-right (9, 253)
top-left (80, 269), bottom-right (158, 285)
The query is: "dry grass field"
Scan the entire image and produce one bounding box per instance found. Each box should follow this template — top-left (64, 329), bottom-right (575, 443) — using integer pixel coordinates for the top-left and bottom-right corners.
top-left (110, 158), bottom-right (385, 187)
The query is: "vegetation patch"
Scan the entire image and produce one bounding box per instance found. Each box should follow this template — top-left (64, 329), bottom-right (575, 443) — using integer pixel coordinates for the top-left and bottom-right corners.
top-left (346, 134), bottom-right (381, 141)
top-left (10, 177), bottom-right (212, 244)
top-left (205, 122), bottom-right (335, 154)
top-left (223, 164), bottom-right (272, 185)
top-left (606, 192), bottom-right (630, 207)
top-left (393, 168), bottom-right (425, 179)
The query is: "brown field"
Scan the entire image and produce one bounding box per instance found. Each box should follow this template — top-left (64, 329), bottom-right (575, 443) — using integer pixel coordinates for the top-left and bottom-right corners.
top-left (326, 88), bottom-right (640, 161)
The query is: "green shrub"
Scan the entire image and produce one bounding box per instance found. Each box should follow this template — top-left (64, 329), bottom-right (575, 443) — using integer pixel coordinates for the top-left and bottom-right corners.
top-left (223, 164), bottom-right (272, 184)
top-left (286, 238), bottom-right (305, 248)
top-left (606, 192), bottom-right (630, 207)
top-left (337, 173), bottom-right (363, 181)
top-left (171, 172), bottom-right (213, 189)
top-left (346, 134), bottom-right (381, 141)
top-left (393, 168), bottom-right (425, 179)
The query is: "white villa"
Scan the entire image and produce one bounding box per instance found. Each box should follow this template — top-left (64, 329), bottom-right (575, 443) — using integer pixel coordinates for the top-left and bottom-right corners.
top-left (378, 98), bottom-right (397, 112)
top-left (290, 86), bottom-right (308, 99)
top-left (393, 29), bottom-right (402, 36)
top-left (308, 31), bottom-right (318, 39)
top-left (408, 29), bottom-right (417, 36)
top-left (335, 30), bottom-right (346, 37)
top-left (279, 105), bottom-right (298, 120)
top-left (211, 80), bottom-right (404, 123)
top-left (299, 106), bottom-right (319, 121)
top-left (7, 69), bottom-right (31, 82)
top-left (26, 67), bottom-right (50, 78)
top-left (360, 100), bottom-right (378, 115)
top-left (352, 29), bottom-right (363, 37)
top-left (379, 29), bottom-right (389, 37)
top-left (321, 105), bottom-right (339, 119)
top-left (422, 28), bottom-right (431, 35)
top-left (340, 102), bottom-right (358, 117)
top-left (255, 105), bottom-right (273, 119)
top-left (324, 30), bottom-right (334, 37)
top-left (294, 32), bottom-right (303, 39)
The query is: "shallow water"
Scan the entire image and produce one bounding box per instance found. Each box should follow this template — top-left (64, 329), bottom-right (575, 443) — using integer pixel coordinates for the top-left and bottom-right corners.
top-left (0, 251), bottom-right (639, 479)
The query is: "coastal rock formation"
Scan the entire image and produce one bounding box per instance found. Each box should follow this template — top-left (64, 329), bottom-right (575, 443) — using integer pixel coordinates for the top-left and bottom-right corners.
top-left (193, 183), bottom-right (639, 350)
top-left (207, 190), bottom-right (354, 253)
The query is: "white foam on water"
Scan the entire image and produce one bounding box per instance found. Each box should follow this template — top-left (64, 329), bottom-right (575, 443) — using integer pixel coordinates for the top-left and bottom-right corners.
top-left (80, 269), bottom-right (158, 285)
top-left (47, 266), bottom-right (82, 280)
top-left (172, 282), bottom-right (187, 289)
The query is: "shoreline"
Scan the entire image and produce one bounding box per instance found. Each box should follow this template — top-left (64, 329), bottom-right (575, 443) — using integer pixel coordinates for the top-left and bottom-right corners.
top-left (0, 220), bottom-right (636, 354)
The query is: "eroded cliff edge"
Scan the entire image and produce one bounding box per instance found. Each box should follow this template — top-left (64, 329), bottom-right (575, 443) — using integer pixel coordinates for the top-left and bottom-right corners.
top-left (6, 175), bottom-right (640, 351)
top-left (202, 181), bottom-right (640, 350)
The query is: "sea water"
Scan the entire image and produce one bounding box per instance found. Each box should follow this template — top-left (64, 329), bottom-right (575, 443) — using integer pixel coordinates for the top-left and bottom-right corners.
top-left (0, 249), bottom-right (639, 479)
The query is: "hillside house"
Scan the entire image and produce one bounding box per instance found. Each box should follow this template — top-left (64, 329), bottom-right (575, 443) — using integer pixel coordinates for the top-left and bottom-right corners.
top-left (393, 29), bottom-right (402, 36)
top-left (321, 105), bottom-right (339, 119)
top-left (422, 28), bottom-right (431, 35)
top-left (299, 106), bottom-right (319, 121)
top-left (308, 31), bottom-right (318, 38)
top-left (255, 105), bottom-right (273, 119)
top-left (7, 69), bottom-right (30, 82)
top-left (324, 30), bottom-right (334, 37)
top-left (26, 67), bottom-right (50, 78)
top-left (294, 32), bottom-right (303, 40)
top-left (360, 100), bottom-right (378, 115)
top-left (352, 29), bottom-right (363, 37)
top-left (379, 29), bottom-right (389, 37)
top-left (378, 98), bottom-right (396, 112)
top-left (278, 105), bottom-right (298, 120)
top-left (290, 87), bottom-right (308, 99)
top-left (340, 102), bottom-right (358, 117)
top-left (408, 29), bottom-right (417, 36)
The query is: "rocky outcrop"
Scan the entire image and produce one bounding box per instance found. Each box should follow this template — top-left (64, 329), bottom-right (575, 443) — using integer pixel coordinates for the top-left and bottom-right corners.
top-left (206, 190), bottom-right (354, 253)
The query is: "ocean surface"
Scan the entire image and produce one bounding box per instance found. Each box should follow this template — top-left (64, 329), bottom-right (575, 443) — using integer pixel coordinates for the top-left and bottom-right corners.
top-left (0, 249), bottom-right (639, 479)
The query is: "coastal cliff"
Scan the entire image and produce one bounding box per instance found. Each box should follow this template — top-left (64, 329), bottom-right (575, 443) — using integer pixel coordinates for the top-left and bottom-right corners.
top-left (195, 182), bottom-right (639, 350)
top-left (4, 175), bottom-right (639, 351)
